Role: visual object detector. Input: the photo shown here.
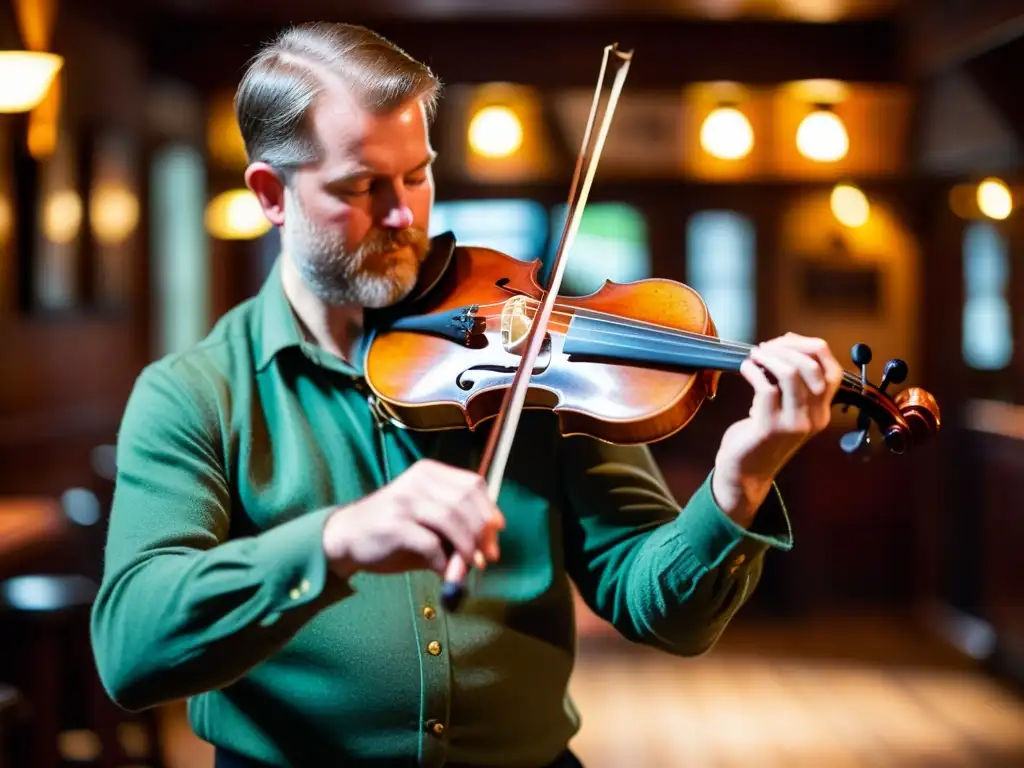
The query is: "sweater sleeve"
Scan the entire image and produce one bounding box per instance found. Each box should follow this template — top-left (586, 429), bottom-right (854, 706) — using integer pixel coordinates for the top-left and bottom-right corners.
top-left (558, 435), bottom-right (792, 656)
top-left (90, 361), bottom-right (354, 711)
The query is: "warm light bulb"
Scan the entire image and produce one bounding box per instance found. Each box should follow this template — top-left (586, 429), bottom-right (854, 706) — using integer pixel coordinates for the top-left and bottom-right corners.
top-left (468, 105), bottom-right (523, 158)
top-left (781, 0), bottom-right (844, 22)
top-left (976, 178), bottom-right (1013, 220)
top-left (796, 109), bottom-right (848, 162)
top-left (0, 51), bottom-right (63, 113)
top-left (91, 185), bottom-right (140, 245)
top-left (0, 195), bottom-right (10, 245)
top-left (205, 189), bottom-right (272, 240)
top-left (43, 189), bottom-right (82, 244)
top-left (830, 183), bottom-right (869, 228)
top-left (699, 106), bottom-right (754, 160)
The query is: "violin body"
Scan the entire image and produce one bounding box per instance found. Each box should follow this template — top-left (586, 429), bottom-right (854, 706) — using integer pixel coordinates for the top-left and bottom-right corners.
top-left (365, 239), bottom-right (940, 455)
top-left (366, 245), bottom-right (724, 445)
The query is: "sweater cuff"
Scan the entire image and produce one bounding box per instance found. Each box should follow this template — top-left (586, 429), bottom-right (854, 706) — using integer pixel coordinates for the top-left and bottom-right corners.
top-left (672, 470), bottom-right (793, 572)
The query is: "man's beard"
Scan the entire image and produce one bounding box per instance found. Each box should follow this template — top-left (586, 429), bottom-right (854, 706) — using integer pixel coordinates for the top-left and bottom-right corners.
top-left (284, 197), bottom-right (430, 309)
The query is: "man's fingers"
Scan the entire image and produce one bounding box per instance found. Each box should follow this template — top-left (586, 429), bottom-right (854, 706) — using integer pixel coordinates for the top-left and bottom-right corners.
top-left (761, 342), bottom-right (827, 398)
top-left (444, 552), bottom-right (470, 585)
top-left (740, 357), bottom-right (778, 395)
top-left (774, 334), bottom-right (843, 398)
top-left (412, 499), bottom-right (479, 568)
top-left (740, 358), bottom-right (780, 421)
top-left (406, 526), bottom-right (448, 575)
top-left (418, 466), bottom-right (503, 563)
top-left (749, 345), bottom-right (806, 414)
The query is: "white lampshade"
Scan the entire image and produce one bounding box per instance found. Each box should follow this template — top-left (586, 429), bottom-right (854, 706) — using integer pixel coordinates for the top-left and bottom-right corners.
top-left (0, 51), bottom-right (63, 113)
top-left (796, 108), bottom-right (848, 163)
top-left (700, 106), bottom-right (754, 160)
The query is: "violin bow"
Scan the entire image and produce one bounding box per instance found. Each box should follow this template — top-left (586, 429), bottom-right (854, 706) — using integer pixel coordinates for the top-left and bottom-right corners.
top-left (441, 43), bottom-right (634, 611)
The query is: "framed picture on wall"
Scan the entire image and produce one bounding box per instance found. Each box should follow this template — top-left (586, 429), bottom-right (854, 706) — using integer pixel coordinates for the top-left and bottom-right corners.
top-left (798, 258), bottom-right (882, 314)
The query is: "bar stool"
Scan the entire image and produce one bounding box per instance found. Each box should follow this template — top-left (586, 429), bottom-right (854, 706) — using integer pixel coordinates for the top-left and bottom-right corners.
top-left (0, 683), bottom-right (26, 768)
top-left (0, 487), bottom-right (163, 767)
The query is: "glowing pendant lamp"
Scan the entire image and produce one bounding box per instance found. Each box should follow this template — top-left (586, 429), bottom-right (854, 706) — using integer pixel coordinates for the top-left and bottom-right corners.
top-left (0, 50), bottom-right (63, 113)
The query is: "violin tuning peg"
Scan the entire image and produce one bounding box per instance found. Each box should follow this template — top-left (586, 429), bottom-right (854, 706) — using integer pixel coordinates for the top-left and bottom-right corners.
top-left (839, 406), bottom-right (874, 458)
top-left (850, 343), bottom-right (872, 387)
top-left (879, 358), bottom-right (908, 393)
top-left (839, 428), bottom-right (871, 457)
top-left (850, 343), bottom-right (872, 368)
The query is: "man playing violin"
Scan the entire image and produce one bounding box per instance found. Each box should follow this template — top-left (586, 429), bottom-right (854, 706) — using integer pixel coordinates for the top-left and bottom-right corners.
top-left (91, 21), bottom-right (844, 768)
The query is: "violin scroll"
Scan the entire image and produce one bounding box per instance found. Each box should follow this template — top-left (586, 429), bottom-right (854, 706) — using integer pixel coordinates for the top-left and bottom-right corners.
top-left (837, 342), bottom-right (941, 458)
top-left (893, 387), bottom-right (941, 447)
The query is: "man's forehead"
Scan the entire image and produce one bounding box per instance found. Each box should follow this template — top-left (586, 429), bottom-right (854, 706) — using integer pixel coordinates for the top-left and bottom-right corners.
top-left (311, 82), bottom-right (428, 165)
top-left (311, 80), bottom-right (371, 137)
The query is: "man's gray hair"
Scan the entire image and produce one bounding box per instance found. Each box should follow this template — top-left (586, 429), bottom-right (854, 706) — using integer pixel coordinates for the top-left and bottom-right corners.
top-left (234, 22), bottom-right (442, 173)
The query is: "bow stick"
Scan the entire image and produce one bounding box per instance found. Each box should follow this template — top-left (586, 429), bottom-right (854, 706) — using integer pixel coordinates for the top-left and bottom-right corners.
top-left (441, 43), bottom-right (634, 611)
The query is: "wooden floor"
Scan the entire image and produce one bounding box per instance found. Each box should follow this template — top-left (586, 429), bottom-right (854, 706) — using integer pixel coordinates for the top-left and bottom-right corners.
top-left (150, 612), bottom-right (1024, 768)
top-left (569, 615), bottom-right (1024, 767)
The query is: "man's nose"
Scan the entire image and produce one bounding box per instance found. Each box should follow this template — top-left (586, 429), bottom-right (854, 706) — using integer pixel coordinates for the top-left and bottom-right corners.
top-left (382, 205), bottom-right (414, 229)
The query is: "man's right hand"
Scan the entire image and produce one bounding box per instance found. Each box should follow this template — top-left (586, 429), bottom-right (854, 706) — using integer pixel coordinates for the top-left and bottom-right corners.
top-left (321, 459), bottom-right (505, 579)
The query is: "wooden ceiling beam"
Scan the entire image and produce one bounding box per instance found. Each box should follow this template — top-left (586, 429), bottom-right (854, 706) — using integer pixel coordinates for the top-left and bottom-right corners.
top-left (962, 35), bottom-right (1024, 145)
top-left (139, 18), bottom-right (901, 95)
top-left (903, 0), bottom-right (1024, 77)
top-left (61, 0), bottom-right (908, 24)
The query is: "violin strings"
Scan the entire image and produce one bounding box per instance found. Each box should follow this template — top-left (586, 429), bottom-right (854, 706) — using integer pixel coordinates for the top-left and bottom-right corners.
top-left (473, 300), bottom-right (753, 353)
top-left (469, 299), bottom-right (864, 390)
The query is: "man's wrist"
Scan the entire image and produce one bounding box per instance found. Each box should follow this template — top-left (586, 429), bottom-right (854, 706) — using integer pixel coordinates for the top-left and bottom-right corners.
top-left (321, 507), bottom-right (357, 579)
top-left (710, 464), bottom-right (774, 529)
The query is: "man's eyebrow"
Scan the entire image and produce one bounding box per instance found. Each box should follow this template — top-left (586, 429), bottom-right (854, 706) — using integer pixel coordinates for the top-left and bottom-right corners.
top-left (323, 152), bottom-right (437, 187)
top-left (402, 152), bottom-right (439, 176)
top-left (324, 167), bottom-right (374, 187)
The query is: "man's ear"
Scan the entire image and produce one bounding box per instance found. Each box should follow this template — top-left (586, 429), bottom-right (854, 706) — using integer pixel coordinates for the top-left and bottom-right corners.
top-left (245, 162), bottom-right (287, 227)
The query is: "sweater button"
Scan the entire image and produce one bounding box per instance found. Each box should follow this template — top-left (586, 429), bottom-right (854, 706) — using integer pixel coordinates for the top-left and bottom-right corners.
top-left (423, 606), bottom-right (436, 620)
top-left (426, 640), bottom-right (441, 656)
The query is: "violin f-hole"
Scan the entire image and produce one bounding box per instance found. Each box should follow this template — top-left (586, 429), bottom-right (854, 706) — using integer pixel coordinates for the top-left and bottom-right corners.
top-left (455, 339), bottom-right (552, 391)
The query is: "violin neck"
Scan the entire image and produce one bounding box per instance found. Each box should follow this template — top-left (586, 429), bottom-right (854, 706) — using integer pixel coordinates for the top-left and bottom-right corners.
top-left (562, 313), bottom-right (748, 373)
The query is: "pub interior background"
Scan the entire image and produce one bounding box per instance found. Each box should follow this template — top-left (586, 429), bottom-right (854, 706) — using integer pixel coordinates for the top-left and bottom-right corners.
top-left (1, 0), bottom-right (1024, 765)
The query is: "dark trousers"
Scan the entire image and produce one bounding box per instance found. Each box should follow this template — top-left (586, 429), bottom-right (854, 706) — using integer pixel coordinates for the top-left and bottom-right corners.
top-left (214, 746), bottom-right (585, 768)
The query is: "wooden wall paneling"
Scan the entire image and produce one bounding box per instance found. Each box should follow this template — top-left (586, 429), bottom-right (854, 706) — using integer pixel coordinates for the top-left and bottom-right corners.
top-left (976, 431), bottom-right (1024, 677)
top-left (0, 6), bottom-right (151, 499)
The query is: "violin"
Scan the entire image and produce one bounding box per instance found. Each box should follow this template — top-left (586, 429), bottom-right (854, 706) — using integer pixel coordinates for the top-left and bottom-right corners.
top-left (365, 240), bottom-right (940, 456)
top-left (362, 44), bottom-right (941, 611)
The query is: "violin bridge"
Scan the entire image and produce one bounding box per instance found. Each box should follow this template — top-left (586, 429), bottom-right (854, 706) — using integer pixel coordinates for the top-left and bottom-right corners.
top-left (500, 296), bottom-right (533, 355)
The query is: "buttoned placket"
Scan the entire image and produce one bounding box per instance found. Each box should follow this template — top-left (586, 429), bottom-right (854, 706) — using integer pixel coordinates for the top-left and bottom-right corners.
top-left (409, 573), bottom-right (452, 767)
top-left (365, 385), bottom-right (453, 767)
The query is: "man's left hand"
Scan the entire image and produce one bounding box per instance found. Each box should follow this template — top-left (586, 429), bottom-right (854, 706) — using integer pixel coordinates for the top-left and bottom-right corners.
top-left (712, 332), bottom-right (844, 527)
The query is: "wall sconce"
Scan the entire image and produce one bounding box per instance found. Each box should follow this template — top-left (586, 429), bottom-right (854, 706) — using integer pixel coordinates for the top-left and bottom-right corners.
top-left (699, 104), bottom-right (754, 160)
top-left (976, 177), bottom-right (1012, 220)
top-left (205, 189), bottom-right (272, 240)
top-left (91, 185), bottom-right (140, 246)
top-left (467, 104), bottom-right (523, 159)
top-left (796, 104), bottom-right (848, 163)
top-left (830, 182), bottom-right (868, 228)
top-left (0, 51), bottom-right (63, 113)
top-left (42, 188), bottom-right (82, 244)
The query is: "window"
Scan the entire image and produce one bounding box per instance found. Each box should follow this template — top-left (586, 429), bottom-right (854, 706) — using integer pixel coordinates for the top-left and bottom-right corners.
top-left (962, 221), bottom-right (1012, 370)
top-left (685, 211), bottom-right (756, 343)
top-left (547, 202), bottom-right (650, 295)
top-left (150, 143), bottom-right (209, 358)
top-left (430, 199), bottom-right (548, 262)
